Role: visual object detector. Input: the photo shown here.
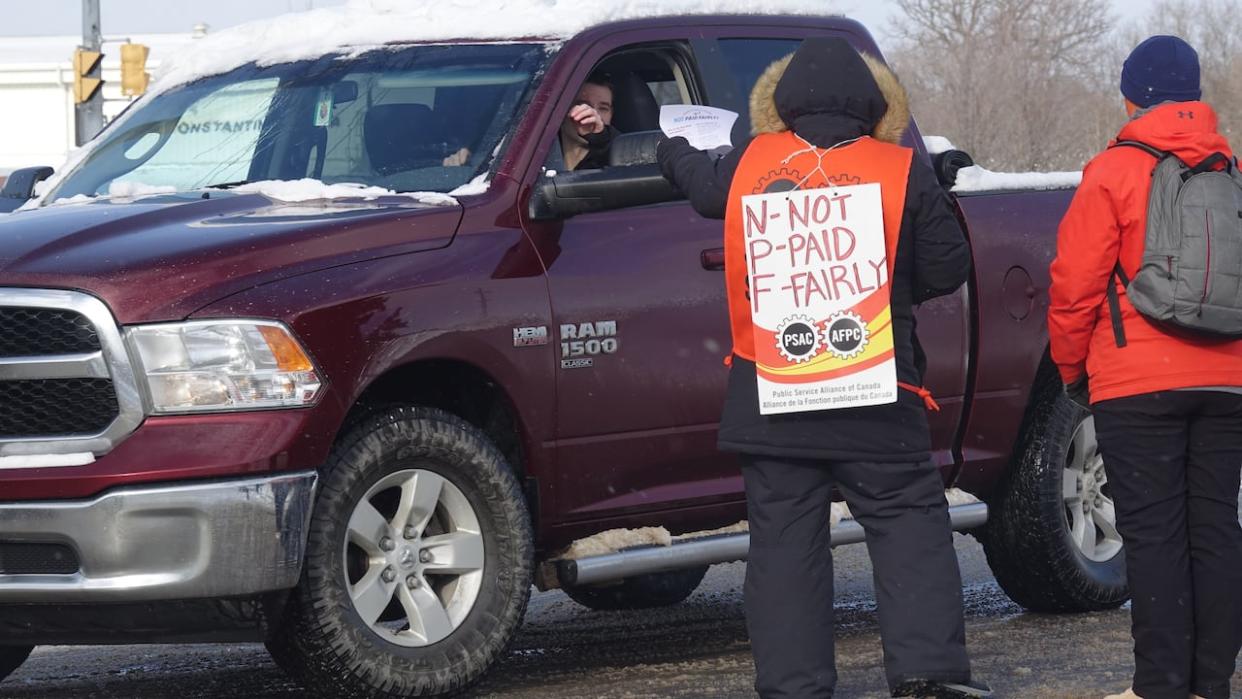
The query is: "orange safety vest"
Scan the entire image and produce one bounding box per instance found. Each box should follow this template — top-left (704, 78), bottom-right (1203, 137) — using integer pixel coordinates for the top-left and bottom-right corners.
top-left (722, 132), bottom-right (938, 410)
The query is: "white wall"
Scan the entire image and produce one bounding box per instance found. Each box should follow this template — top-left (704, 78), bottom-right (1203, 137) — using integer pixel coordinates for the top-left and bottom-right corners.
top-left (0, 34), bottom-right (187, 175)
top-left (0, 63), bottom-right (152, 173)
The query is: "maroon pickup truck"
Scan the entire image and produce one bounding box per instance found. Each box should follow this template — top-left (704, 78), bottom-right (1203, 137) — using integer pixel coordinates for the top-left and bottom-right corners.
top-left (0, 10), bottom-right (1124, 698)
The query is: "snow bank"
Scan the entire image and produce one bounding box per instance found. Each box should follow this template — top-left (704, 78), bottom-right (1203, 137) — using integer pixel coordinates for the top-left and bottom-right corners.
top-left (155, 0), bottom-right (832, 92)
top-left (560, 527), bottom-right (673, 560)
top-left (231, 179), bottom-right (458, 205)
top-left (557, 489), bottom-right (983, 560)
top-left (923, 136), bottom-right (1081, 194)
top-left (675, 521), bottom-right (751, 541)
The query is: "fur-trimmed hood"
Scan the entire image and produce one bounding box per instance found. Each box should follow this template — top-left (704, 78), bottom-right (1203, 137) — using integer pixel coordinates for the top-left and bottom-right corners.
top-left (749, 38), bottom-right (909, 145)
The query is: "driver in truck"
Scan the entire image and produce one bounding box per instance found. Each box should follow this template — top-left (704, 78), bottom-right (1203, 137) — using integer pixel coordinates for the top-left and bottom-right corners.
top-left (443, 73), bottom-right (616, 170)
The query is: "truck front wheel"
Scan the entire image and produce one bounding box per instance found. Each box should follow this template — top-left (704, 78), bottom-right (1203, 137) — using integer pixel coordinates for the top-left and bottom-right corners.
top-left (981, 374), bottom-right (1129, 613)
top-left (266, 407), bottom-right (533, 698)
top-left (562, 566), bottom-right (709, 611)
top-left (0, 646), bottom-right (33, 684)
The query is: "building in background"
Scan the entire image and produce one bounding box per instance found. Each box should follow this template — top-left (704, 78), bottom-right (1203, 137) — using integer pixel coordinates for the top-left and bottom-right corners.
top-left (0, 30), bottom-right (199, 175)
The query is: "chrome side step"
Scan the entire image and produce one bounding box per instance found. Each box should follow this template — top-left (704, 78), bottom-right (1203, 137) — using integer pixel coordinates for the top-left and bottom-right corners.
top-left (558, 502), bottom-right (989, 587)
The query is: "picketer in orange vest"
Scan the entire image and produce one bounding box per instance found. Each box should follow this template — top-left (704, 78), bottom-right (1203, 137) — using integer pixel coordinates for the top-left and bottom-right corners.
top-left (656, 37), bottom-right (986, 698)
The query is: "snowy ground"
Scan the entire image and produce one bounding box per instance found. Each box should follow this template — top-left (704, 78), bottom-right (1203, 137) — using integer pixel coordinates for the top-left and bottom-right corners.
top-left (7, 499), bottom-right (1242, 699)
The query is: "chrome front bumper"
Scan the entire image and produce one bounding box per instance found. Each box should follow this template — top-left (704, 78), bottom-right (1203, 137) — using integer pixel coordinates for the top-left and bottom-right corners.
top-left (0, 471), bottom-right (316, 603)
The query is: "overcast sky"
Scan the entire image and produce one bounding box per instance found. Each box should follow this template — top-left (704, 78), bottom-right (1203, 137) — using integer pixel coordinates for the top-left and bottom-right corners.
top-left (3, 0), bottom-right (1162, 43)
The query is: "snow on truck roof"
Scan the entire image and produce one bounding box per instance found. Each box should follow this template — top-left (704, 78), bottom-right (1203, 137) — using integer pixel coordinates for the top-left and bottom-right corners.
top-left (155, 0), bottom-right (835, 91)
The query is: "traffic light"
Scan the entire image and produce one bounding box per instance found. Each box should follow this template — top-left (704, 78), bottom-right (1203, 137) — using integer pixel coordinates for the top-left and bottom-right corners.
top-left (120, 43), bottom-right (149, 97)
top-left (73, 48), bottom-right (103, 104)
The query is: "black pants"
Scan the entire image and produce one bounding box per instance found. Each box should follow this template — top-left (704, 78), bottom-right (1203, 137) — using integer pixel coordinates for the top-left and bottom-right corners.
top-left (1093, 391), bottom-right (1242, 699)
top-left (740, 456), bottom-right (971, 698)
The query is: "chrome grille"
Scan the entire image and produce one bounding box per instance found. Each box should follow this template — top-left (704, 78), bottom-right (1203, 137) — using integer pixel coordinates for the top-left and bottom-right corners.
top-left (0, 378), bottom-right (118, 437)
top-left (0, 307), bottom-right (99, 357)
top-left (0, 289), bottom-right (145, 461)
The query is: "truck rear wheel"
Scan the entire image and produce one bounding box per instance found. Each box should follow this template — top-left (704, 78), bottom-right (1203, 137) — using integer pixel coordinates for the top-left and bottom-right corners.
top-left (0, 646), bottom-right (33, 684)
top-left (562, 566), bottom-right (709, 611)
top-left (981, 372), bottom-right (1129, 612)
top-left (266, 407), bottom-right (533, 698)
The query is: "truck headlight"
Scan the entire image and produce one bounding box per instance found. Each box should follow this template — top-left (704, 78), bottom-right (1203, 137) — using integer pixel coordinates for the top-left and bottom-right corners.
top-left (127, 321), bottom-right (323, 413)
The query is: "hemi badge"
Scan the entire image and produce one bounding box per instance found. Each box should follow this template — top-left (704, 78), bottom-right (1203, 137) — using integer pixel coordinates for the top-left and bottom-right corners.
top-left (513, 326), bottom-right (549, 347)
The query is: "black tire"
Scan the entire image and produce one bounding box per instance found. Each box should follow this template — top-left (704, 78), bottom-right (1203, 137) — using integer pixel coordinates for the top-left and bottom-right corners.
top-left (266, 406), bottom-right (533, 698)
top-left (0, 646), bottom-right (33, 683)
top-left (981, 366), bottom-right (1129, 613)
top-left (562, 566), bottom-right (709, 611)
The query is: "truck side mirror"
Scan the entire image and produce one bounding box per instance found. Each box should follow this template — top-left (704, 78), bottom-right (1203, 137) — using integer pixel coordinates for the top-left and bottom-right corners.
top-left (0, 166), bottom-right (55, 206)
top-left (528, 163), bottom-right (682, 220)
top-left (608, 130), bottom-right (664, 167)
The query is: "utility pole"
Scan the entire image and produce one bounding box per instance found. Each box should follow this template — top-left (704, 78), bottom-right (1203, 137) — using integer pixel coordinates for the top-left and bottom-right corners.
top-left (74, 0), bottom-right (104, 146)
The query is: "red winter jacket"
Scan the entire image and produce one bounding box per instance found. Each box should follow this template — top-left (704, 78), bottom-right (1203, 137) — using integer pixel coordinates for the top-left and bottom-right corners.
top-left (1049, 101), bottom-right (1242, 403)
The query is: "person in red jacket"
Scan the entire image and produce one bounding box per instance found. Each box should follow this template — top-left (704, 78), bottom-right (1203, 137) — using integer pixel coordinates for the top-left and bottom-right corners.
top-left (1049, 35), bottom-right (1242, 699)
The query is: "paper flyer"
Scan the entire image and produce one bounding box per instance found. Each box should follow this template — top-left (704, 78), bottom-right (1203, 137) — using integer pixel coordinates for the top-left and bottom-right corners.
top-left (658, 105), bottom-right (738, 151)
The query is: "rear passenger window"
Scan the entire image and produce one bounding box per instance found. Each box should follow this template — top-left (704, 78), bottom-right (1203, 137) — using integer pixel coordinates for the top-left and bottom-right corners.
top-left (717, 39), bottom-right (802, 101)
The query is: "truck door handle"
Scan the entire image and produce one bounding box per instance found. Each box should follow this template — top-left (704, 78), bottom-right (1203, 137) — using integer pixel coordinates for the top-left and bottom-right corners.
top-left (700, 248), bottom-right (725, 271)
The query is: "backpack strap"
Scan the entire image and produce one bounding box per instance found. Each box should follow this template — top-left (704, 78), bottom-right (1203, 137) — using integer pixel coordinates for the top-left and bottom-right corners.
top-left (1184, 151), bottom-right (1233, 180)
top-left (1106, 263), bottom-right (1130, 348)
top-left (1102, 140), bottom-right (1164, 347)
top-left (1112, 140), bottom-right (1175, 177)
top-left (1112, 140), bottom-right (1170, 160)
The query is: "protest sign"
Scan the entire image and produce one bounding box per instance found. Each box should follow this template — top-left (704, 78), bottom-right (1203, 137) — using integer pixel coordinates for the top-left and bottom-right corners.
top-left (741, 182), bottom-right (897, 415)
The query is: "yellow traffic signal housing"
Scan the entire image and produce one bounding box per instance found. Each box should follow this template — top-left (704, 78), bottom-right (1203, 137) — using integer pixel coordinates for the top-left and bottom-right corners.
top-left (120, 43), bottom-right (150, 97)
top-left (73, 48), bottom-right (103, 104)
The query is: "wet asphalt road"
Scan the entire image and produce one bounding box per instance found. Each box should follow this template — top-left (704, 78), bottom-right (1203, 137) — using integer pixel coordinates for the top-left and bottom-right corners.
top-left (8, 527), bottom-right (1242, 699)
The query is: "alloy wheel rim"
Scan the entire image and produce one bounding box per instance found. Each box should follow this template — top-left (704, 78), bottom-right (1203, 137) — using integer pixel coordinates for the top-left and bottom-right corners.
top-left (1062, 416), bottom-right (1124, 563)
top-left (343, 468), bottom-right (485, 647)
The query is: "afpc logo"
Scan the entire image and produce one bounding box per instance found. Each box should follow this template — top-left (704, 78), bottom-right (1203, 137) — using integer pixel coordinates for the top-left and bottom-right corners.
top-left (775, 315), bottom-right (822, 363)
top-left (825, 311), bottom-right (868, 360)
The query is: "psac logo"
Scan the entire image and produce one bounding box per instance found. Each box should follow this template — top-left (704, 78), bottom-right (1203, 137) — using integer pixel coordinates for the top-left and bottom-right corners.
top-left (561, 321), bottom-right (618, 360)
top-left (776, 315), bottom-right (821, 363)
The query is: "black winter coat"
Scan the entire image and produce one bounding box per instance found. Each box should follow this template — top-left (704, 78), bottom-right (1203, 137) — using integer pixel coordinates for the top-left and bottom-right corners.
top-left (656, 37), bottom-right (971, 463)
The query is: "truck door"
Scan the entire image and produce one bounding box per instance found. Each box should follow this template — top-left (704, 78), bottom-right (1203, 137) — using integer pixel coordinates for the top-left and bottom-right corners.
top-left (521, 35), bottom-right (740, 529)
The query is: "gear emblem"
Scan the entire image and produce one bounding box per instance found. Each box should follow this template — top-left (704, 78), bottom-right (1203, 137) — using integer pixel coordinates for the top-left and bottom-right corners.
top-left (775, 314), bottom-right (822, 363)
top-left (825, 173), bottom-right (863, 186)
top-left (753, 167), bottom-right (803, 195)
top-left (823, 311), bottom-right (869, 360)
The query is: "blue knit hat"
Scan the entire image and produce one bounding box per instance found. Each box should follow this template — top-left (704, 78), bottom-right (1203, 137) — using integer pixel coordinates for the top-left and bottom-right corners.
top-left (1121, 35), bottom-right (1201, 108)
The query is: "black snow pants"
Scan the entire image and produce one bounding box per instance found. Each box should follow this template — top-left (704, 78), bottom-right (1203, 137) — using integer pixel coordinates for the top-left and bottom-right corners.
top-left (1092, 391), bottom-right (1242, 699)
top-left (740, 456), bottom-right (972, 698)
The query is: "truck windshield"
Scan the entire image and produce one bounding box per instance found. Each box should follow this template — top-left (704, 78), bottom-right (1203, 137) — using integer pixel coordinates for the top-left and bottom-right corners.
top-left (47, 43), bottom-right (547, 202)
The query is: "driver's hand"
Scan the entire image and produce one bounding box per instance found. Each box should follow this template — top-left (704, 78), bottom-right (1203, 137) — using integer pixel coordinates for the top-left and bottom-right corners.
top-left (569, 104), bottom-right (605, 137)
top-left (443, 147), bottom-right (471, 167)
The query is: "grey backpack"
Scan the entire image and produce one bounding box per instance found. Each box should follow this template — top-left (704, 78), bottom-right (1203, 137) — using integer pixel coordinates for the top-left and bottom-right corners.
top-left (1106, 140), bottom-right (1242, 346)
